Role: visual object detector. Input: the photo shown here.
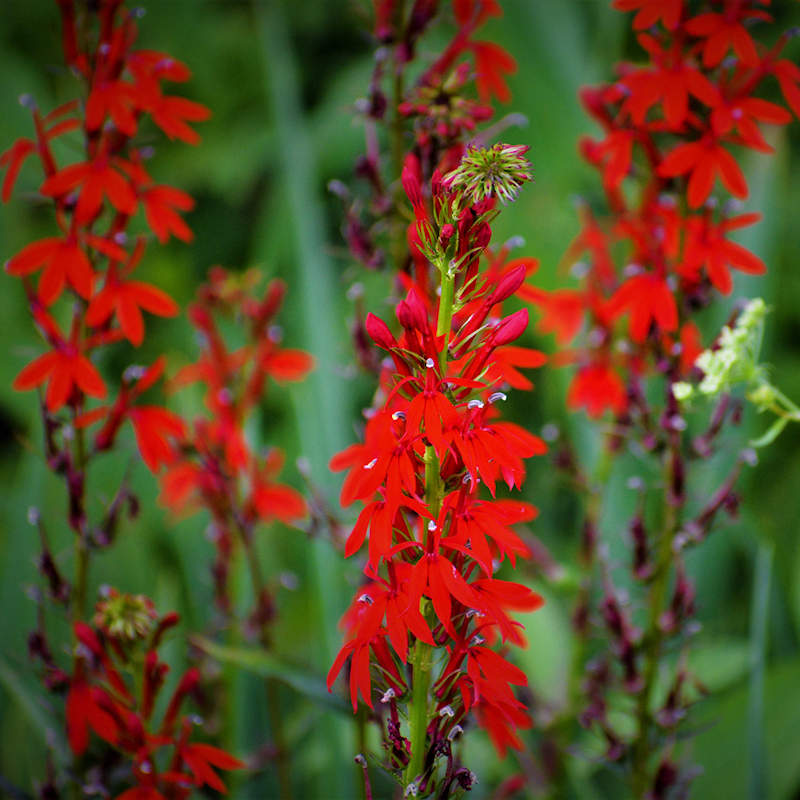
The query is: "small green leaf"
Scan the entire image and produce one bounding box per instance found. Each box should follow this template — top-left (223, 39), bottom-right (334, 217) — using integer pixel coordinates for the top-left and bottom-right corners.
top-left (750, 416), bottom-right (789, 449)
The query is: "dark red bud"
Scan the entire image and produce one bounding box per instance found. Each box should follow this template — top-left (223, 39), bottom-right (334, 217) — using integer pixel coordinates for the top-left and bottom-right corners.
top-left (491, 308), bottom-right (529, 346)
top-left (396, 288), bottom-right (428, 331)
top-left (474, 222), bottom-right (492, 251)
top-left (365, 313), bottom-right (397, 350)
top-left (487, 263), bottom-right (527, 306)
top-left (401, 154), bottom-right (424, 215)
top-left (439, 223), bottom-right (455, 249)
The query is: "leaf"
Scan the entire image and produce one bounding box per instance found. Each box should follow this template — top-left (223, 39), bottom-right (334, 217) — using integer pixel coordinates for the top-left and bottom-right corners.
top-left (750, 416), bottom-right (789, 448)
top-left (692, 657), bottom-right (800, 800)
top-left (191, 637), bottom-right (350, 715)
top-left (0, 655), bottom-right (69, 764)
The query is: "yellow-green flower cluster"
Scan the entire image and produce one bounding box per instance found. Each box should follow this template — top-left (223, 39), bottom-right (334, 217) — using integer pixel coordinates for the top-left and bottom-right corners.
top-left (673, 298), bottom-right (767, 402)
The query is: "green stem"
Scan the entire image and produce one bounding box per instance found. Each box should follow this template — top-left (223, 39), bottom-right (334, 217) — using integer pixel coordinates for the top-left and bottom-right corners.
top-left (236, 517), bottom-right (293, 800)
top-left (404, 445), bottom-right (442, 789)
top-left (631, 455), bottom-right (678, 796)
top-left (437, 264), bottom-right (455, 375)
top-left (405, 632), bottom-right (433, 787)
top-left (72, 417), bottom-right (89, 626)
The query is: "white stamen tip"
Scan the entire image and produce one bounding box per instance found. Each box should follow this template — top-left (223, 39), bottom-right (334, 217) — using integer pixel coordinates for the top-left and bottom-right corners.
top-left (380, 688), bottom-right (396, 703)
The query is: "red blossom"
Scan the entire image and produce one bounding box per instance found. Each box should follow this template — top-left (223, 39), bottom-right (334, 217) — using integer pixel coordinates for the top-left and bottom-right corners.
top-left (567, 363), bottom-right (627, 418)
top-left (658, 137), bottom-right (747, 207)
top-left (608, 273), bottom-right (678, 342)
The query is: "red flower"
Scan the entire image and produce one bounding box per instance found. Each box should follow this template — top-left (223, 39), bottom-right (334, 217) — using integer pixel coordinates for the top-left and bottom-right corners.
top-left (567, 363), bottom-right (627, 418)
top-left (249, 450), bottom-right (307, 524)
top-left (681, 213), bottom-right (765, 294)
top-left (711, 97), bottom-right (791, 153)
top-left (129, 407), bottom-right (186, 472)
top-left (658, 137), bottom-right (747, 207)
top-left (141, 185), bottom-right (195, 243)
top-left (609, 273), bottom-right (678, 342)
top-left (40, 157), bottom-right (138, 223)
top-left (6, 230), bottom-right (126, 305)
top-left (612, 0), bottom-right (683, 31)
top-left (14, 342), bottom-right (106, 411)
top-left (86, 262), bottom-right (179, 347)
top-left (146, 93), bottom-right (210, 145)
top-left (621, 35), bottom-right (719, 128)
top-left (471, 41), bottom-right (516, 104)
top-left (180, 743), bottom-right (244, 794)
top-left (685, 10), bottom-right (766, 68)
top-left (522, 287), bottom-right (586, 346)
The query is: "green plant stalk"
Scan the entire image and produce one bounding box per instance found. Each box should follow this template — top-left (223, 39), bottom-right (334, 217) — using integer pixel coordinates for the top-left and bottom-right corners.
top-left (631, 455), bottom-right (679, 796)
top-left (236, 515), bottom-right (293, 800)
top-left (72, 404), bottom-right (89, 625)
top-left (405, 623), bottom-right (433, 787)
top-left (546, 444), bottom-right (616, 800)
top-left (405, 253), bottom-right (455, 786)
top-left (437, 263), bottom-right (456, 372)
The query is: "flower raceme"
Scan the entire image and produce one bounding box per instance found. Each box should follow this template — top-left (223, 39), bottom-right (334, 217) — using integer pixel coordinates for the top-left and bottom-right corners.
top-left (66, 591), bottom-right (242, 798)
top-left (159, 268), bottom-right (312, 614)
top-left (526, 0), bottom-right (799, 419)
top-left (328, 145), bottom-right (545, 778)
top-left (4, 0), bottom-right (206, 431)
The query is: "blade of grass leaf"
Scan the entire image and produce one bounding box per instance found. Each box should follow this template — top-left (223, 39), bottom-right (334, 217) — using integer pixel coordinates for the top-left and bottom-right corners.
top-left (193, 636), bottom-right (351, 715)
top-left (748, 541), bottom-right (773, 800)
top-left (0, 656), bottom-right (69, 765)
top-left (253, 1), bottom-right (355, 796)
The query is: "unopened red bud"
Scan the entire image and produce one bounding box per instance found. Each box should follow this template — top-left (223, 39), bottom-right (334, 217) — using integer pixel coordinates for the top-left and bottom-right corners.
top-left (439, 223), bottom-right (455, 249)
top-left (396, 288), bottom-right (428, 331)
top-left (491, 308), bottom-right (529, 346)
top-left (474, 222), bottom-right (492, 251)
top-left (74, 621), bottom-right (103, 657)
top-left (401, 155), bottom-right (425, 215)
top-left (487, 263), bottom-right (527, 306)
top-left (365, 312), bottom-right (397, 350)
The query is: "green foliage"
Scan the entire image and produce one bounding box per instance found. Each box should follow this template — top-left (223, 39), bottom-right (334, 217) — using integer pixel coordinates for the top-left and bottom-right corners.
top-left (1, 1), bottom-right (799, 798)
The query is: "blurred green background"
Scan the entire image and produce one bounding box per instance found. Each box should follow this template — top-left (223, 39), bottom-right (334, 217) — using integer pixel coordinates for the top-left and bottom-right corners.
top-left (1, 1), bottom-right (800, 798)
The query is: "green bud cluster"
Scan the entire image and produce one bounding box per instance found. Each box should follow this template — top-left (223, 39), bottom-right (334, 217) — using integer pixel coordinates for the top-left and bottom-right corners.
top-left (442, 143), bottom-right (532, 206)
